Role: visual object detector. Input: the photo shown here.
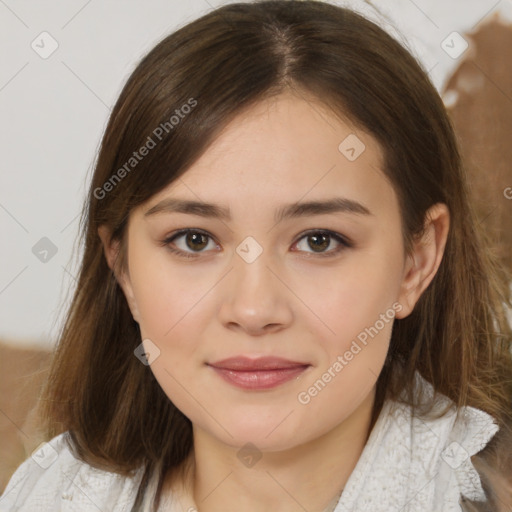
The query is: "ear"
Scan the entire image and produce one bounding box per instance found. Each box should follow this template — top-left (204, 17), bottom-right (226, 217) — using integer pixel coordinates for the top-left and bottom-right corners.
top-left (97, 225), bottom-right (141, 323)
top-left (395, 203), bottom-right (450, 319)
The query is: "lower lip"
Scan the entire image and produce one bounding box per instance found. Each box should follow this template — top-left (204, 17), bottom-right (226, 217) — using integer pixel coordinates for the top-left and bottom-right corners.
top-left (209, 365), bottom-right (310, 390)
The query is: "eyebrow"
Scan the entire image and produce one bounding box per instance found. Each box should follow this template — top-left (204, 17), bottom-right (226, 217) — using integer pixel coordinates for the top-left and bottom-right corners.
top-left (143, 197), bottom-right (372, 223)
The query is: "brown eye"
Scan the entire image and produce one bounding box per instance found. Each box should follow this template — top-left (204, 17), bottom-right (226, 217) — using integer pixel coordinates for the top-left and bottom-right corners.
top-left (293, 230), bottom-right (351, 258)
top-left (307, 233), bottom-right (330, 252)
top-left (161, 229), bottom-right (217, 259)
top-left (184, 232), bottom-right (209, 251)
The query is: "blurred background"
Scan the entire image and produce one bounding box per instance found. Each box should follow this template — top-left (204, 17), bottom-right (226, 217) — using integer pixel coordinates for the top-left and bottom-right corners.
top-left (1, 0), bottom-right (511, 494)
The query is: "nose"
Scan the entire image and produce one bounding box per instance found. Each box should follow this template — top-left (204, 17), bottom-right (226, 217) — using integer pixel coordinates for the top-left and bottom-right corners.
top-left (217, 248), bottom-right (294, 336)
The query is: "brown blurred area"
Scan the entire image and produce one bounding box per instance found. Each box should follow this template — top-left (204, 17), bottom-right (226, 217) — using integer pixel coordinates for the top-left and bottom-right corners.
top-left (0, 13), bottom-right (511, 500)
top-left (0, 342), bottom-right (51, 494)
top-left (443, 15), bottom-right (512, 275)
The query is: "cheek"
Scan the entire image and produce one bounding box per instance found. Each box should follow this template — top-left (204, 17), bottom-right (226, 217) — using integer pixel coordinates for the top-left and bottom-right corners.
top-left (129, 247), bottom-right (213, 342)
top-left (301, 250), bottom-right (403, 342)
top-left (132, 273), bottom-right (178, 339)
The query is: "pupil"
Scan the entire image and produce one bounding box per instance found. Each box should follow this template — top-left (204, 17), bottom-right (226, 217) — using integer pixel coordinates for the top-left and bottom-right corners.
top-left (187, 232), bottom-right (208, 251)
top-left (310, 234), bottom-right (329, 252)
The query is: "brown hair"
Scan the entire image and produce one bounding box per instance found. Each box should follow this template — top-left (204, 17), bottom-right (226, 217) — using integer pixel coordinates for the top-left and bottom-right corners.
top-left (37, 1), bottom-right (512, 510)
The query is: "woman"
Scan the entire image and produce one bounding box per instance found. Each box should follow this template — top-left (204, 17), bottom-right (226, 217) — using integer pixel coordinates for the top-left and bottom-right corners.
top-left (1, 1), bottom-right (511, 510)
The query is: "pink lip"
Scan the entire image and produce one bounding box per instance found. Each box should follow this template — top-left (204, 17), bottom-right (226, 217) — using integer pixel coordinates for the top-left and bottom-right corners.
top-left (207, 356), bottom-right (310, 390)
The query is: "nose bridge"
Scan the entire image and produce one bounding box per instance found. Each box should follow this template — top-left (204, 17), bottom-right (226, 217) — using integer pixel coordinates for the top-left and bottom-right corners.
top-left (232, 238), bottom-right (278, 302)
top-left (218, 237), bottom-right (292, 333)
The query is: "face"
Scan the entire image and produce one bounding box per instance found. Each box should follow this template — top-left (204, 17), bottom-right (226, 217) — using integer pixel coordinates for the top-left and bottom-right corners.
top-left (109, 90), bottom-right (415, 452)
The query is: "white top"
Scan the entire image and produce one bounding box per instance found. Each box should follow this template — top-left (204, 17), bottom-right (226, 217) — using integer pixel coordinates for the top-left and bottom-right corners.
top-left (0, 372), bottom-right (499, 512)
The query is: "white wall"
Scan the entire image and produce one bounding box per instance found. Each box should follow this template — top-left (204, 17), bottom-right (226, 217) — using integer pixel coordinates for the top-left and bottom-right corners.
top-left (1, 0), bottom-right (510, 349)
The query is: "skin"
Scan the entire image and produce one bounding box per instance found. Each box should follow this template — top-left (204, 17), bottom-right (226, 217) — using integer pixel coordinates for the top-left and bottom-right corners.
top-left (99, 89), bottom-right (449, 512)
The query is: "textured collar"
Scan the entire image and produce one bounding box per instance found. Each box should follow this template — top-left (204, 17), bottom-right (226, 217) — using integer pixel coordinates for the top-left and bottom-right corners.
top-left (333, 372), bottom-right (499, 511)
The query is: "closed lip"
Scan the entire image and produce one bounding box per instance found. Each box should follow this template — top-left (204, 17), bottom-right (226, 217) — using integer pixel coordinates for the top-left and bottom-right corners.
top-left (207, 356), bottom-right (310, 371)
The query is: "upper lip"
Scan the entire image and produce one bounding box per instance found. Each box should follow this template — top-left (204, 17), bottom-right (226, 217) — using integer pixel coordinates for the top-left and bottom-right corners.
top-left (207, 356), bottom-right (310, 371)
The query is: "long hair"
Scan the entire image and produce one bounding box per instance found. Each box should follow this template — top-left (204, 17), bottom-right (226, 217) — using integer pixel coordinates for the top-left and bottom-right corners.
top-left (37, 1), bottom-right (512, 510)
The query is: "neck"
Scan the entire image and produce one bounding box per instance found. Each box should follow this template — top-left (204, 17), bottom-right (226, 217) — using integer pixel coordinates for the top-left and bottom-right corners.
top-left (165, 386), bottom-right (378, 512)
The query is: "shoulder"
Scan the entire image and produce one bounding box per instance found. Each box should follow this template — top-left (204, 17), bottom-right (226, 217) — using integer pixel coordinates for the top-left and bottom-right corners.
top-left (338, 372), bottom-right (499, 511)
top-left (386, 374), bottom-right (499, 508)
top-left (0, 432), bottom-right (144, 512)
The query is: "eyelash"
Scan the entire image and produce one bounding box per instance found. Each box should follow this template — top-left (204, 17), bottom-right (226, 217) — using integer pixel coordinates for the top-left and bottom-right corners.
top-left (159, 228), bottom-right (353, 260)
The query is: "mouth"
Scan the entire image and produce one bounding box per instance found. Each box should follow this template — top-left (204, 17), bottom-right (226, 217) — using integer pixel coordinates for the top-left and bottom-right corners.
top-left (206, 356), bottom-right (311, 390)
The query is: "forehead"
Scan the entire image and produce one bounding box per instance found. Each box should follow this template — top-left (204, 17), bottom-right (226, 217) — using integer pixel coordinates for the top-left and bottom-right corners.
top-left (138, 91), bottom-right (396, 224)
top-left (189, 90), bottom-right (384, 173)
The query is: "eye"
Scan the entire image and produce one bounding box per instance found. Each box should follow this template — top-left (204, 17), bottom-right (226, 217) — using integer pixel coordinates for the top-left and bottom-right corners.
top-left (160, 229), bottom-right (218, 259)
top-left (292, 230), bottom-right (352, 258)
top-left (160, 228), bottom-right (352, 260)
